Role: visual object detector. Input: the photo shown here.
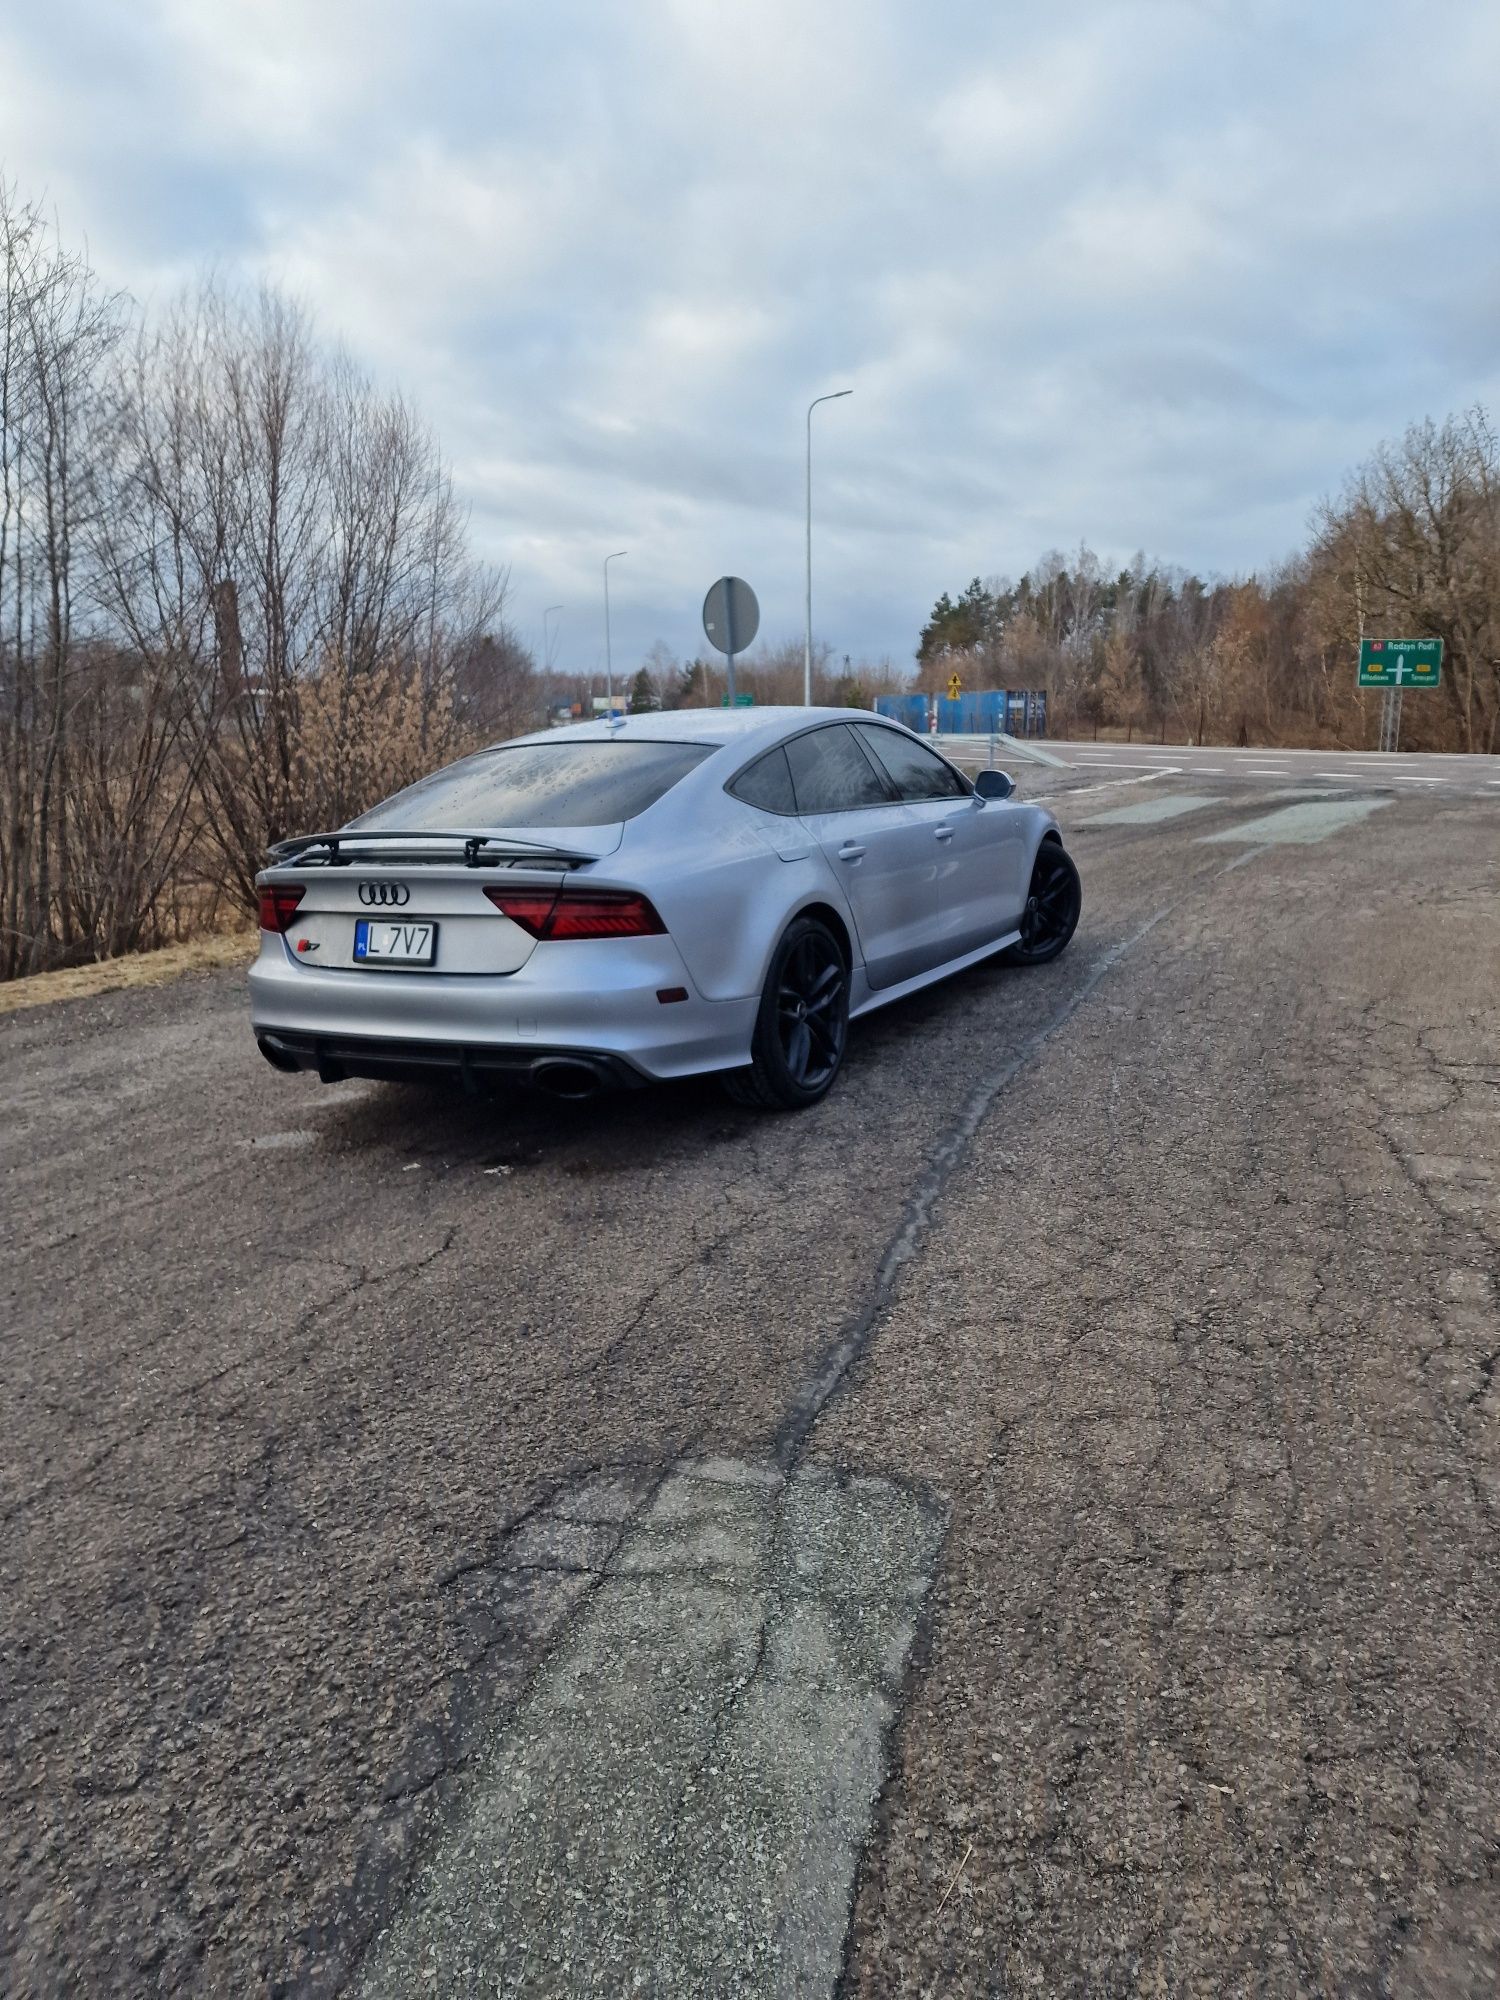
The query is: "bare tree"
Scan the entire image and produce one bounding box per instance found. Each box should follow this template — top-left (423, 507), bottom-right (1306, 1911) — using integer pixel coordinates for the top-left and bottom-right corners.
top-left (1314, 411), bottom-right (1500, 752)
top-left (101, 280), bottom-right (529, 905)
top-left (0, 179), bottom-right (127, 975)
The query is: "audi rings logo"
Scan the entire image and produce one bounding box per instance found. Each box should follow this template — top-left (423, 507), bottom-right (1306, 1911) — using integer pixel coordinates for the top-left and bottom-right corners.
top-left (358, 882), bottom-right (411, 908)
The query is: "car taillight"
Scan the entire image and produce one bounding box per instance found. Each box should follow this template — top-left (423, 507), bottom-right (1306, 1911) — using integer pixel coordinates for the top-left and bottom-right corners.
top-left (483, 886), bottom-right (666, 940)
top-left (258, 884), bottom-right (305, 933)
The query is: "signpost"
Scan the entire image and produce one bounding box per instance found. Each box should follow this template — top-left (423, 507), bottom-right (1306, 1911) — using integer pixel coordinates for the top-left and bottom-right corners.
top-left (702, 576), bottom-right (760, 706)
top-left (1358, 639), bottom-right (1442, 753)
top-left (946, 673), bottom-right (963, 700)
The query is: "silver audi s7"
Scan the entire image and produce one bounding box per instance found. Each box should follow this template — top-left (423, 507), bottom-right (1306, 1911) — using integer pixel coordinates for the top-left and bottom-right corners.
top-left (250, 707), bottom-right (1081, 1109)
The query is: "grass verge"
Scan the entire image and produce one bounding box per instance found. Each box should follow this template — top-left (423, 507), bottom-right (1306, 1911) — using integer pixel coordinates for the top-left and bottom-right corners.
top-left (0, 931), bottom-right (257, 1018)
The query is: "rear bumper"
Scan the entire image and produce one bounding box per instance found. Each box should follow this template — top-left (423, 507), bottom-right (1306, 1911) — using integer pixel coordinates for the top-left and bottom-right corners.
top-left (256, 1028), bottom-right (649, 1092)
top-left (247, 932), bottom-right (759, 1083)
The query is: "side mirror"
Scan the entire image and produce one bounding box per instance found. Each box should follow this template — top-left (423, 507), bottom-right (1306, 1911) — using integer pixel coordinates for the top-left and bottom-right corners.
top-left (973, 769), bottom-right (1014, 801)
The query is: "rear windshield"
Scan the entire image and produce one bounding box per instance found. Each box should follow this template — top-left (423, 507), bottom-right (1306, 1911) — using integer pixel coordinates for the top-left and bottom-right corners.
top-left (348, 741), bottom-right (714, 831)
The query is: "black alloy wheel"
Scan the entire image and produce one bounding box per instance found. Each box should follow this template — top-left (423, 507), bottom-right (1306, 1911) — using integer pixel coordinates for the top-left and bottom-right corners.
top-left (1005, 842), bottom-right (1082, 966)
top-left (725, 916), bottom-right (850, 1110)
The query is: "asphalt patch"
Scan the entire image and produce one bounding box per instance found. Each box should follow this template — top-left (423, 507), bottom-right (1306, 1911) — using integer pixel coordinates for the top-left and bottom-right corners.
top-left (1077, 793), bottom-right (1222, 827)
top-left (1198, 797), bottom-right (1392, 845)
top-left (358, 1458), bottom-right (946, 1998)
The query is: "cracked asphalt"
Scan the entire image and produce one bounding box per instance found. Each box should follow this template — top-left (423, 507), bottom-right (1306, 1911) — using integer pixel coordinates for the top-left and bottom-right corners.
top-left (2, 761), bottom-right (1497, 1995)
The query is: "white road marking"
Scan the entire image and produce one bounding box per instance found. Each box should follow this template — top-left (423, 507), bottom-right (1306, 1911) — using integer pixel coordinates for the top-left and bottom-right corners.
top-left (1033, 769), bottom-right (1179, 804)
top-left (1309, 771), bottom-right (1439, 785)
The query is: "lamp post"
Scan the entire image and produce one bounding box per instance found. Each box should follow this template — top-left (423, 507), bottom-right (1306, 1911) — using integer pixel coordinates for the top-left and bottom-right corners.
top-left (804, 389), bottom-right (852, 705)
top-left (603, 552), bottom-right (627, 714)
top-left (542, 604), bottom-right (562, 673)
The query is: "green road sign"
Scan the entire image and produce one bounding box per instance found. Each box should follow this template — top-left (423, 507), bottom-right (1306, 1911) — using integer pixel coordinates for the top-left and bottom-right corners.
top-left (1358, 638), bottom-right (1442, 688)
top-left (719, 693), bottom-right (754, 706)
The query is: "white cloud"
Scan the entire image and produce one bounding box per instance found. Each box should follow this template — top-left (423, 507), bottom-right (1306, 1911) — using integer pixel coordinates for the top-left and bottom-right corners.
top-left (931, 31), bottom-right (1123, 176)
top-left (153, 0), bottom-right (404, 153)
top-left (2, 0), bottom-right (1498, 667)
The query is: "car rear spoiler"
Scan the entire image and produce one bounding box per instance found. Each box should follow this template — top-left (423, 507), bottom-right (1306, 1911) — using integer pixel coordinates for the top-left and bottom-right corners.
top-left (267, 829), bottom-right (594, 870)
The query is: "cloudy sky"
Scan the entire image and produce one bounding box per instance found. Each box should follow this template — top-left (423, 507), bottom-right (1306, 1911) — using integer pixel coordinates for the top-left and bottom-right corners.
top-left (3, 0), bottom-right (1498, 675)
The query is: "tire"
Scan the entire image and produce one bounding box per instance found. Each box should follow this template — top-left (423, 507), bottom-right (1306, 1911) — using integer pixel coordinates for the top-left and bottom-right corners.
top-left (1003, 841), bottom-right (1082, 966)
top-left (723, 916), bottom-right (850, 1110)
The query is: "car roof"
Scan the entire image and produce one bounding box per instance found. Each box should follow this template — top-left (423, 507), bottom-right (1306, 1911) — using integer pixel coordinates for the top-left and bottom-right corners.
top-left (502, 707), bottom-right (907, 756)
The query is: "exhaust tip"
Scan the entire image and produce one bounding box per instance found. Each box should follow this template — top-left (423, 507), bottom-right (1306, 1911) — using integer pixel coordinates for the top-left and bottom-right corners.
top-left (529, 1057), bottom-right (604, 1101)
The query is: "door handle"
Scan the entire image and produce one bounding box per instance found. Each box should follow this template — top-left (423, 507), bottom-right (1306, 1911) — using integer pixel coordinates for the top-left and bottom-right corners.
top-left (934, 825), bottom-right (954, 842)
top-left (838, 843), bottom-right (866, 862)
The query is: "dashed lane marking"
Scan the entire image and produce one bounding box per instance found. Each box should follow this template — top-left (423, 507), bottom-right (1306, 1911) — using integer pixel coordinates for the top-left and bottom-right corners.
top-left (1313, 772), bottom-right (1439, 785)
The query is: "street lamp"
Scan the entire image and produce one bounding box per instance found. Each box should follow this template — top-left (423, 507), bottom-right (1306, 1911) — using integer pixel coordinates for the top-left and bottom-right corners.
top-left (603, 552), bottom-right (627, 714)
top-left (805, 389), bottom-right (852, 705)
top-left (542, 604), bottom-right (562, 672)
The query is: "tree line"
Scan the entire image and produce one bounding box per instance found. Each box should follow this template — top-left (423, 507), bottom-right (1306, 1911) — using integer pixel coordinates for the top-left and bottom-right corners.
top-left (917, 408), bottom-right (1500, 754)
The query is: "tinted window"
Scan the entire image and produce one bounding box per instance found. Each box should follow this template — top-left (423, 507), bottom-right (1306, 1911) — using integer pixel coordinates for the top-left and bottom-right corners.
top-left (856, 724), bottom-right (970, 802)
top-left (348, 741), bottom-right (714, 831)
top-left (728, 745), bottom-right (797, 815)
top-left (784, 725), bottom-right (895, 814)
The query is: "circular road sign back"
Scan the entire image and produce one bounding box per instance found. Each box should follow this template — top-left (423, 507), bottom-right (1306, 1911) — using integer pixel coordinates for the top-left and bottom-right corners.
top-left (702, 576), bottom-right (759, 658)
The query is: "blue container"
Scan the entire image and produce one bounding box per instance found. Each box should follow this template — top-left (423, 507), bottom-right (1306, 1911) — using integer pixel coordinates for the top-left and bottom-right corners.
top-left (875, 694), bottom-right (929, 733)
top-left (876, 688), bottom-right (1046, 736)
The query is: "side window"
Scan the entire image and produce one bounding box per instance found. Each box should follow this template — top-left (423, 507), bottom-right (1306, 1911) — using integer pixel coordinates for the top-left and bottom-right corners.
top-left (855, 724), bottom-right (970, 802)
top-left (728, 745), bottom-right (797, 815)
top-left (784, 725), bottom-right (896, 814)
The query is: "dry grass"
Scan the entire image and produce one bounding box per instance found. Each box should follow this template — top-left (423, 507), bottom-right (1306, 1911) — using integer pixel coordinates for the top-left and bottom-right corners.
top-left (0, 930), bottom-right (257, 1017)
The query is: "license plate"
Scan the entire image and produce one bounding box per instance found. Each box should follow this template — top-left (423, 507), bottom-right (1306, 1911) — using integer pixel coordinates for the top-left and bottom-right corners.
top-left (354, 918), bottom-right (437, 966)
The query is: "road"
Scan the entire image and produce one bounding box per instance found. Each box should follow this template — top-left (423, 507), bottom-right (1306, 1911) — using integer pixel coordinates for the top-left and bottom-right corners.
top-left (3, 747), bottom-right (1498, 1996)
top-left (1024, 738), bottom-right (1500, 800)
